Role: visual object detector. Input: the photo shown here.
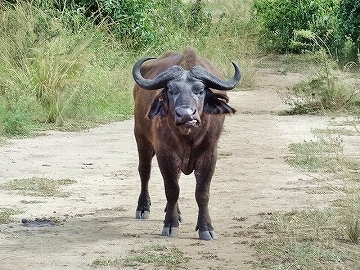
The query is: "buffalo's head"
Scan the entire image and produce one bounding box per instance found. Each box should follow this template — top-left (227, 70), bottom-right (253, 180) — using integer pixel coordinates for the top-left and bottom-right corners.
top-left (133, 57), bottom-right (241, 133)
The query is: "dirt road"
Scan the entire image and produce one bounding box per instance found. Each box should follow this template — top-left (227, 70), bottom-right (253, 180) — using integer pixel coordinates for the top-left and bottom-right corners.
top-left (0, 69), bottom-right (340, 269)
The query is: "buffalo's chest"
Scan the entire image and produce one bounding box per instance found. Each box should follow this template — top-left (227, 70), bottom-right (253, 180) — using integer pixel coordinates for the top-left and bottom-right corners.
top-left (155, 125), bottom-right (213, 175)
top-left (172, 143), bottom-right (207, 175)
top-left (180, 151), bottom-right (196, 175)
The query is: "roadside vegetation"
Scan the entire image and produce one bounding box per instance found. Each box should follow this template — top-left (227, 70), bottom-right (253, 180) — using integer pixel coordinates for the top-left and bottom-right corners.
top-left (89, 244), bottom-right (190, 269)
top-left (1, 0), bottom-right (360, 268)
top-left (0, 0), bottom-right (359, 137)
top-left (250, 1), bottom-right (360, 267)
top-left (253, 124), bottom-right (360, 268)
top-left (0, 0), bottom-right (257, 136)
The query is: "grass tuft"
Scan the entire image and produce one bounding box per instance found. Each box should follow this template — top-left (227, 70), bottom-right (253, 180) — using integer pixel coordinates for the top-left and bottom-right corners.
top-left (0, 208), bottom-right (23, 224)
top-left (0, 177), bottom-right (77, 197)
top-left (279, 48), bottom-right (360, 115)
top-left (286, 132), bottom-right (360, 175)
top-left (125, 244), bottom-right (190, 269)
top-left (346, 219), bottom-right (360, 244)
top-left (89, 257), bottom-right (120, 268)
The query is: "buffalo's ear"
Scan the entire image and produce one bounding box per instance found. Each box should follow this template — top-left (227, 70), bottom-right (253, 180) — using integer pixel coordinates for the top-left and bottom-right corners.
top-left (148, 90), bottom-right (168, 118)
top-left (204, 89), bottom-right (236, 114)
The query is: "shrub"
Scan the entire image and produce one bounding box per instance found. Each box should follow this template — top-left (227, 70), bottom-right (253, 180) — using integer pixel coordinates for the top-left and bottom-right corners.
top-left (280, 51), bottom-right (360, 115)
top-left (336, 0), bottom-right (360, 63)
top-left (3, 110), bottom-right (30, 136)
top-left (252, 0), bottom-right (339, 53)
top-left (59, 0), bottom-right (213, 50)
top-left (60, 0), bottom-right (176, 49)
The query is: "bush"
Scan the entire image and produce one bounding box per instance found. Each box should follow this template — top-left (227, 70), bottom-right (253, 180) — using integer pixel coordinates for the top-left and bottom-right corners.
top-left (337, 0), bottom-right (360, 46)
top-left (279, 50), bottom-right (360, 115)
top-left (62, 0), bottom-right (181, 49)
top-left (60, 0), bottom-right (213, 50)
top-left (337, 0), bottom-right (360, 63)
top-left (3, 110), bottom-right (30, 136)
top-left (252, 0), bottom-right (338, 53)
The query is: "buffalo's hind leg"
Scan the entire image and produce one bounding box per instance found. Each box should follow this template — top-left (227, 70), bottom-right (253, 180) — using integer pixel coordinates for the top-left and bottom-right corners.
top-left (135, 134), bottom-right (154, 220)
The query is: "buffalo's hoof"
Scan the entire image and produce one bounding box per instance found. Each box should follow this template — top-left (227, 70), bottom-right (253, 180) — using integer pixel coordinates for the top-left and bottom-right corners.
top-left (136, 210), bottom-right (150, 219)
top-left (199, 230), bottom-right (217, 240)
top-left (162, 226), bottom-right (179, 237)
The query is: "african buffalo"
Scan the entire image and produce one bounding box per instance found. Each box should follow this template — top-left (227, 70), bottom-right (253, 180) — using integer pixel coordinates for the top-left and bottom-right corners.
top-left (132, 48), bottom-right (241, 240)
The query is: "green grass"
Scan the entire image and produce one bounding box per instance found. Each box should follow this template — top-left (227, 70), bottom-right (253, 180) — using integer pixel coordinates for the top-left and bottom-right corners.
top-left (90, 258), bottom-right (120, 268)
top-left (90, 244), bottom-right (189, 269)
top-left (0, 177), bottom-right (77, 197)
top-left (346, 219), bottom-right (360, 244)
top-left (253, 209), bottom-right (360, 269)
top-left (0, 0), bottom-right (260, 137)
top-left (124, 244), bottom-right (190, 269)
top-left (0, 1), bottom-right (135, 136)
top-left (286, 132), bottom-right (360, 174)
top-left (254, 125), bottom-right (360, 269)
top-left (0, 208), bottom-right (23, 224)
top-left (278, 48), bottom-right (360, 115)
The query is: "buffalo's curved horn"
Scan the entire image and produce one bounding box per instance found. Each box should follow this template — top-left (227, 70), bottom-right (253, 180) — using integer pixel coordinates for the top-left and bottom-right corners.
top-left (133, 57), bottom-right (185, 90)
top-left (189, 62), bottom-right (241, 90)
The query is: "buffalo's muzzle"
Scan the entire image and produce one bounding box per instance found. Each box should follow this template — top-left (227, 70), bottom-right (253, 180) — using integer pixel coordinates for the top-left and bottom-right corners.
top-left (175, 106), bottom-right (199, 126)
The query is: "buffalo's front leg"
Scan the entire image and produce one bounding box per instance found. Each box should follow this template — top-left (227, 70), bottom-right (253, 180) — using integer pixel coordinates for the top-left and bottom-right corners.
top-left (157, 151), bottom-right (181, 237)
top-left (195, 150), bottom-right (217, 240)
top-left (135, 134), bottom-right (154, 219)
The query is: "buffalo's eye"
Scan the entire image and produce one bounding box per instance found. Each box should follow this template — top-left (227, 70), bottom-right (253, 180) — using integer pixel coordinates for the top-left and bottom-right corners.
top-left (168, 89), bottom-right (179, 96)
top-left (193, 88), bottom-right (205, 96)
top-left (192, 83), bottom-right (205, 96)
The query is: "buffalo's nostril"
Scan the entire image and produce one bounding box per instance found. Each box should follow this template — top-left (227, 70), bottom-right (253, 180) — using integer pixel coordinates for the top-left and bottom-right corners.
top-left (175, 106), bottom-right (196, 117)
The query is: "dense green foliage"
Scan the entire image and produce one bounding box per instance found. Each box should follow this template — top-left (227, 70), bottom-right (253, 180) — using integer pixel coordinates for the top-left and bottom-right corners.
top-left (252, 0), bottom-right (338, 52)
top-left (252, 0), bottom-right (359, 63)
top-left (338, 0), bottom-right (360, 45)
top-left (56, 0), bottom-right (212, 50)
top-left (61, 0), bottom-right (166, 49)
top-left (337, 0), bottom-right (360, 62)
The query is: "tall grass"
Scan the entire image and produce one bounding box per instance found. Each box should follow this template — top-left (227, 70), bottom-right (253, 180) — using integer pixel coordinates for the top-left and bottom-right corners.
top-left (0, 1), bottom-right (134, 135)
top-left (0, 0), bottom-right (259, 136)
top-left (146, 0), bottom-right (260, 87)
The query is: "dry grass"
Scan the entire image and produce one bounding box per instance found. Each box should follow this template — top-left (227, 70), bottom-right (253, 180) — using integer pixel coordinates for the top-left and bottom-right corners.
top-left (0, 177), bottom-right (76, 197)
top-left (254, 124), bottom-right (360, 269)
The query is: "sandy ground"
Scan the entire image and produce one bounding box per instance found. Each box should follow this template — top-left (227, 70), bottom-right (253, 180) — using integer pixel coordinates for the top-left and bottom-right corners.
top-left (0, 68), bottom-right (358, 269)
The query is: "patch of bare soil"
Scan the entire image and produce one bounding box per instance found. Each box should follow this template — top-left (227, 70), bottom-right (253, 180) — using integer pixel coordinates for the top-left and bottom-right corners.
top-left (0, 68), bottom-right (354, 269)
